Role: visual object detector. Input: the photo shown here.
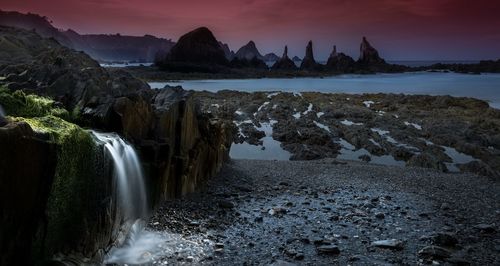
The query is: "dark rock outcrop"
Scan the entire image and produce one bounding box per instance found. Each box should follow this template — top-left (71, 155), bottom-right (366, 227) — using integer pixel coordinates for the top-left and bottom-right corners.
top-left (326, 45), bottom-right (356, 72)
top-left (271, 46), bottom-right (298, 70)
top-left (230, 56), bottom-right (268, 69)
top-left (292, 56), bottom-right (301, 62)
top-left (0, 26), bottom-right (232, 264)
top-left (300, 41), bottom-right (321, 71)
top-left (358, 36), bottom-right (385, 65)
top-left (219, 41), bottom-right (235, 60)
top-left (161, 27), bottom-right (228, 66)
top-left (263, 53), bottom-right (280, 62)
top-left (235, 41), bottom-right (264, 61)
top-left (0, 122), bottom-right (57, 266)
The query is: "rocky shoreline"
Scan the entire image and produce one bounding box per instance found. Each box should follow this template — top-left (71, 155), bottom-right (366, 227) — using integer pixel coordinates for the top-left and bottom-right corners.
top-left (192, 90), bottom-right (500, 178)
top-left (148, 159), bottom-right (500, 265)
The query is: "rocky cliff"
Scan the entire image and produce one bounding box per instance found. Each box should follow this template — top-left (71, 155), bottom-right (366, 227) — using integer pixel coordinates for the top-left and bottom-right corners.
top-left (300, 40), bottom-right (321, 71)
top-left (0, 26), bottom-right (232, 264)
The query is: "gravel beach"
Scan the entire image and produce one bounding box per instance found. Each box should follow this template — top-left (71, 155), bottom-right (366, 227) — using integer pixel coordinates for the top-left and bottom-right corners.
top-left (149, 159), bottom-right (500, 265)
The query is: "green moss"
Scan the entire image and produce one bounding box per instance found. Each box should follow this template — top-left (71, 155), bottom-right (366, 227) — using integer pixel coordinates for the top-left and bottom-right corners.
top-left (13, 115), bottom-right (105, 257)
top-left (0, 86), bottom-right (69, 120)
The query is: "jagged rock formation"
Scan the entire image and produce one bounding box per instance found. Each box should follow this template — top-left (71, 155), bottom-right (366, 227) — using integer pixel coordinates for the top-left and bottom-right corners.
top-left (271, 46), bottom-right (298, 70)
top-left (161, 27), bottom-right (228, 65)
top-left (300, 40), bottom-right (321, 71)
top-left (219, 41), bottom-right (235, 60)
top-left (0, 10), bottom-right (174, 62)
top-left (0, 26), bottom-right (232, 264)
top-left (235, 41), bottom-right (264, 61)
top-left (358, 36), bottom-right (385, 65)
top-left (326, 45), bottom-right (356, 72)
top-left (292, 56), bottom-right (301, 62)
top-left (263, 53), bottom-right (280, 62)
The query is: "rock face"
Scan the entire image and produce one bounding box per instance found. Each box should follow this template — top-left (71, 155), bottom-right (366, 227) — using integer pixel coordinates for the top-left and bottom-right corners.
top-left (358, 37), bottom-right (385, 65)
top-left (263, 53), bottom-right (280, 62)
top-left (0, 26), bottom-right (232, 264)
top-left (272, 46), bottom-right (298, 70)
top-left (219, 41), bottom-right (235, 60)
top-left (235, 41), bottom-right (264, 61)
top-left (300, 41), bottom-right (321, 71)
top-left (0, 122), bottom-right (57, 266)
top-left (326, 45), bottom-right (356, 72)
top-left (161, 27), bottom-right (228, 65)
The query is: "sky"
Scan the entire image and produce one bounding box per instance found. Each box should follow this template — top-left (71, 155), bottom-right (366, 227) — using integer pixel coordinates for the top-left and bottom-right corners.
top-left (2, 0), bottom-right (500, 60)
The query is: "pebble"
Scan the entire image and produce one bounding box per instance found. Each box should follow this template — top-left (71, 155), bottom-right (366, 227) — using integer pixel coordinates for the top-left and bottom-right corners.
top-left (317, 244), bottom-right (340, 254)
top-left (371, 239), bottom-right (404, 250)
top-left (418, 245), bottom-right (451, 260)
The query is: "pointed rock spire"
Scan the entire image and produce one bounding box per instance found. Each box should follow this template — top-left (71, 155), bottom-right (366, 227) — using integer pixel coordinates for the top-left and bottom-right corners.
top-left (300, 40), bottom-right (320, 70)
top-left (272, 45), bottom-right (297, 70)
top-left (282, 45), bottom-right (289, 59)
top-left (359, 36), bottom-right (385, 64)
top-left (331, 45), bottom-right (337, 57)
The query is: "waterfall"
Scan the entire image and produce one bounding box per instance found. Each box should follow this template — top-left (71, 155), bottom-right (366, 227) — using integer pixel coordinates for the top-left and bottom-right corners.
top-left (0, 104), bottom-right (5, 117)
top-left (91, 131), bottom-right (165, 264)
top-left (91, 131), bottom-right (148, 220)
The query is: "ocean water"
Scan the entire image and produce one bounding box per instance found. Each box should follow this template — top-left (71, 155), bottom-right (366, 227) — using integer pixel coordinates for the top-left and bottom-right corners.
top-left (149, 72), bottom-right (500, 108)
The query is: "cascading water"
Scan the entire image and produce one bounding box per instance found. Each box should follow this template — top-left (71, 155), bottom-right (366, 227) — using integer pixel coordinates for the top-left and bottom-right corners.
top-left (91, 131), bottom-right (148, 220)
top-left (91, 131), bottom-right (213, 264)
top-left (0, 104), bottom-right (5, 117)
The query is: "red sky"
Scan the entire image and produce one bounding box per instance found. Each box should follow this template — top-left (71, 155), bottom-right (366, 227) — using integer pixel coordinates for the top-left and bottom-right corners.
top-left (2, 0), bottom-right (500, 60)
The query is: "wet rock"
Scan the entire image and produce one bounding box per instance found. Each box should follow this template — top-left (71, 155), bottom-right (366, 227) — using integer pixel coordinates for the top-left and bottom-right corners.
top-left (408, 153), bottom-right (448, 172)
top-left (474, 223), bottom-right (496, 233)
top-left (218, 200), bottom-right (234, 209)
top-left (269, 207), bottom-right (287, 216)
top-left (374, 212), bottom-right (385, 219)
top-left (359, 154), bottom-right (371, 162)
top-left (316, 244), bottom-right (340, 255)
top-left (371, 239), bottom-right (404, 250)
top-left (418, 245), bottom-right (451, 260)
top-left (431, 232), bottom-right (458, 247)
top-left (269, 260), bottom-right (297, 266)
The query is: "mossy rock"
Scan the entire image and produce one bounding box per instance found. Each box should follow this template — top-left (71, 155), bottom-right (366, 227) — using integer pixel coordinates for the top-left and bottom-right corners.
top-left (12, 116), bottom-right (113, 258)
top-left (0, 86), bottom-right (69, 120)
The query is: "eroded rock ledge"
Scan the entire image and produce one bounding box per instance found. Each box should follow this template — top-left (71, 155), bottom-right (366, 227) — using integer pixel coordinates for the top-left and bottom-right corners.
top-left (0, 26), bottom-right (232, 264)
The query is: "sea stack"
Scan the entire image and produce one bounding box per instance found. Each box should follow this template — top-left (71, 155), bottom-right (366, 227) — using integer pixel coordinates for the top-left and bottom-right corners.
top-left (300, 40), bottom-right (321, 70)
top-left (326, 45), bottom-right (355, 72)
top-left (358, 36), bottom-right (385, 65)
top-left (235, 40), bottom-right (264, 61)
top-left (161, 27), bottom-right (228, 65)
top-left (271, 46), bottom-right (298, 70)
